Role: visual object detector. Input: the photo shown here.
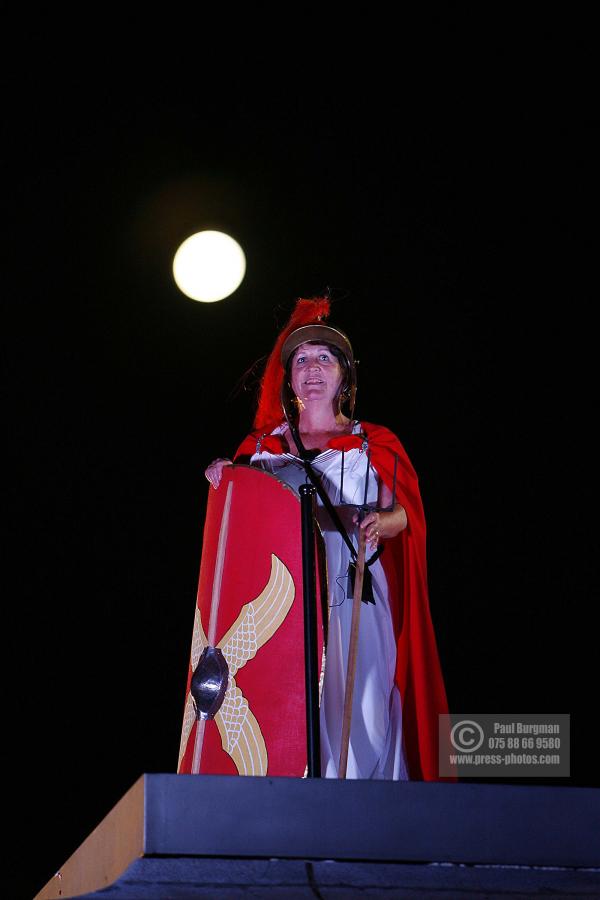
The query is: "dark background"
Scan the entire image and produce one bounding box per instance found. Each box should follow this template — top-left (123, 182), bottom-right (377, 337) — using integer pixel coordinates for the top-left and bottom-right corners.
top-left (4, 66), bottom-right (598, 898)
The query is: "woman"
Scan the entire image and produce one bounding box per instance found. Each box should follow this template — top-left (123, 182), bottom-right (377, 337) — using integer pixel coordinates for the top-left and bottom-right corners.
top-left (206, 296), bottom-right (450, 780)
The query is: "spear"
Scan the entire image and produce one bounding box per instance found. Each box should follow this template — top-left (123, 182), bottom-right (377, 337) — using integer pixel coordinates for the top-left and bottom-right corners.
top-left (338, 514), bottom-right (367, 779)
top-left (191, 479), bottom-right (234, 774)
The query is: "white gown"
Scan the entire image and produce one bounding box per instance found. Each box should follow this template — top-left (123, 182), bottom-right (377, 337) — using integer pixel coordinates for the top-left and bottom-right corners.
top-left (251, 422), bottom-right (409, 780)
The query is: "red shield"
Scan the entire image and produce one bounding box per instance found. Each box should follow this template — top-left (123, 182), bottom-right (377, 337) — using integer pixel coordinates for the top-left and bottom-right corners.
top-left (178, 465), bottom-right (325, 777)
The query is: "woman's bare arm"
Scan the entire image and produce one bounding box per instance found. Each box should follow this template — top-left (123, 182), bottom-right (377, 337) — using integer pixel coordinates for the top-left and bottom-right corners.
top-left (356, 480), bottom-right (407, 549)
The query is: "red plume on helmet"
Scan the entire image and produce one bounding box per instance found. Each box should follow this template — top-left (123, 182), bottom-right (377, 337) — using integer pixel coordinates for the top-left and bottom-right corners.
top-left (253, 296), bottom-right (331, 432)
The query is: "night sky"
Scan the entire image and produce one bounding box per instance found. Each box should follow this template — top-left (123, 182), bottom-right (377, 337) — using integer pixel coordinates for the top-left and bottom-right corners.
top-left (5, 71), bottom-right (598, 898)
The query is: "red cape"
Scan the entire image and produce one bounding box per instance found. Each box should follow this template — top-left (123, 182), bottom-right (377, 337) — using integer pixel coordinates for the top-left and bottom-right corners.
top-left (235, 421), bottom-right (453, 781)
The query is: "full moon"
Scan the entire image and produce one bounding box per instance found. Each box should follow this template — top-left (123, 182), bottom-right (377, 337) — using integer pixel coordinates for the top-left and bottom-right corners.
top-left (172, 231), bottom-right (246, 302)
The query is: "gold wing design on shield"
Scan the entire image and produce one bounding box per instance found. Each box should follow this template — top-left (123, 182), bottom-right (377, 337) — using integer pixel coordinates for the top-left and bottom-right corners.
top-left (214, 676), bottom-right (268, 776)
top-left (178, 553), bottom-right (294, 775)
top-left (218, 553), bottom-right (295, 675)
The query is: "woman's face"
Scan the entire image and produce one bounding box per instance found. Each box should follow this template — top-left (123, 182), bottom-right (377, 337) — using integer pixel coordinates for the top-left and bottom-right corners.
top-left (290, 342), bottom-right (343, 409)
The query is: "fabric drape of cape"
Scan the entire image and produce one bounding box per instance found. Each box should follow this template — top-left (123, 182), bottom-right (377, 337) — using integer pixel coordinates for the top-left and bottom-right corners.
top-left (235, 421), bottom-right (452, 782)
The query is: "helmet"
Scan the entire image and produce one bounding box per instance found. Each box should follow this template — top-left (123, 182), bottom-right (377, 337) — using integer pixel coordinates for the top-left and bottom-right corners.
top-left (281, 323), bottom-right (354, 369)
top-left (253, 297), bottom-right (357, 432)
top-left (280, 323), bottom-right (356, 425)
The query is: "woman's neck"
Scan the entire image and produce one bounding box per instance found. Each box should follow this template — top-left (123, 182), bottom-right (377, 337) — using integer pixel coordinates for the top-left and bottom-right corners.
top-left (297, 405), bottom-right (350, 437)
top-left (284, 408), bottom-right (352, 455)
